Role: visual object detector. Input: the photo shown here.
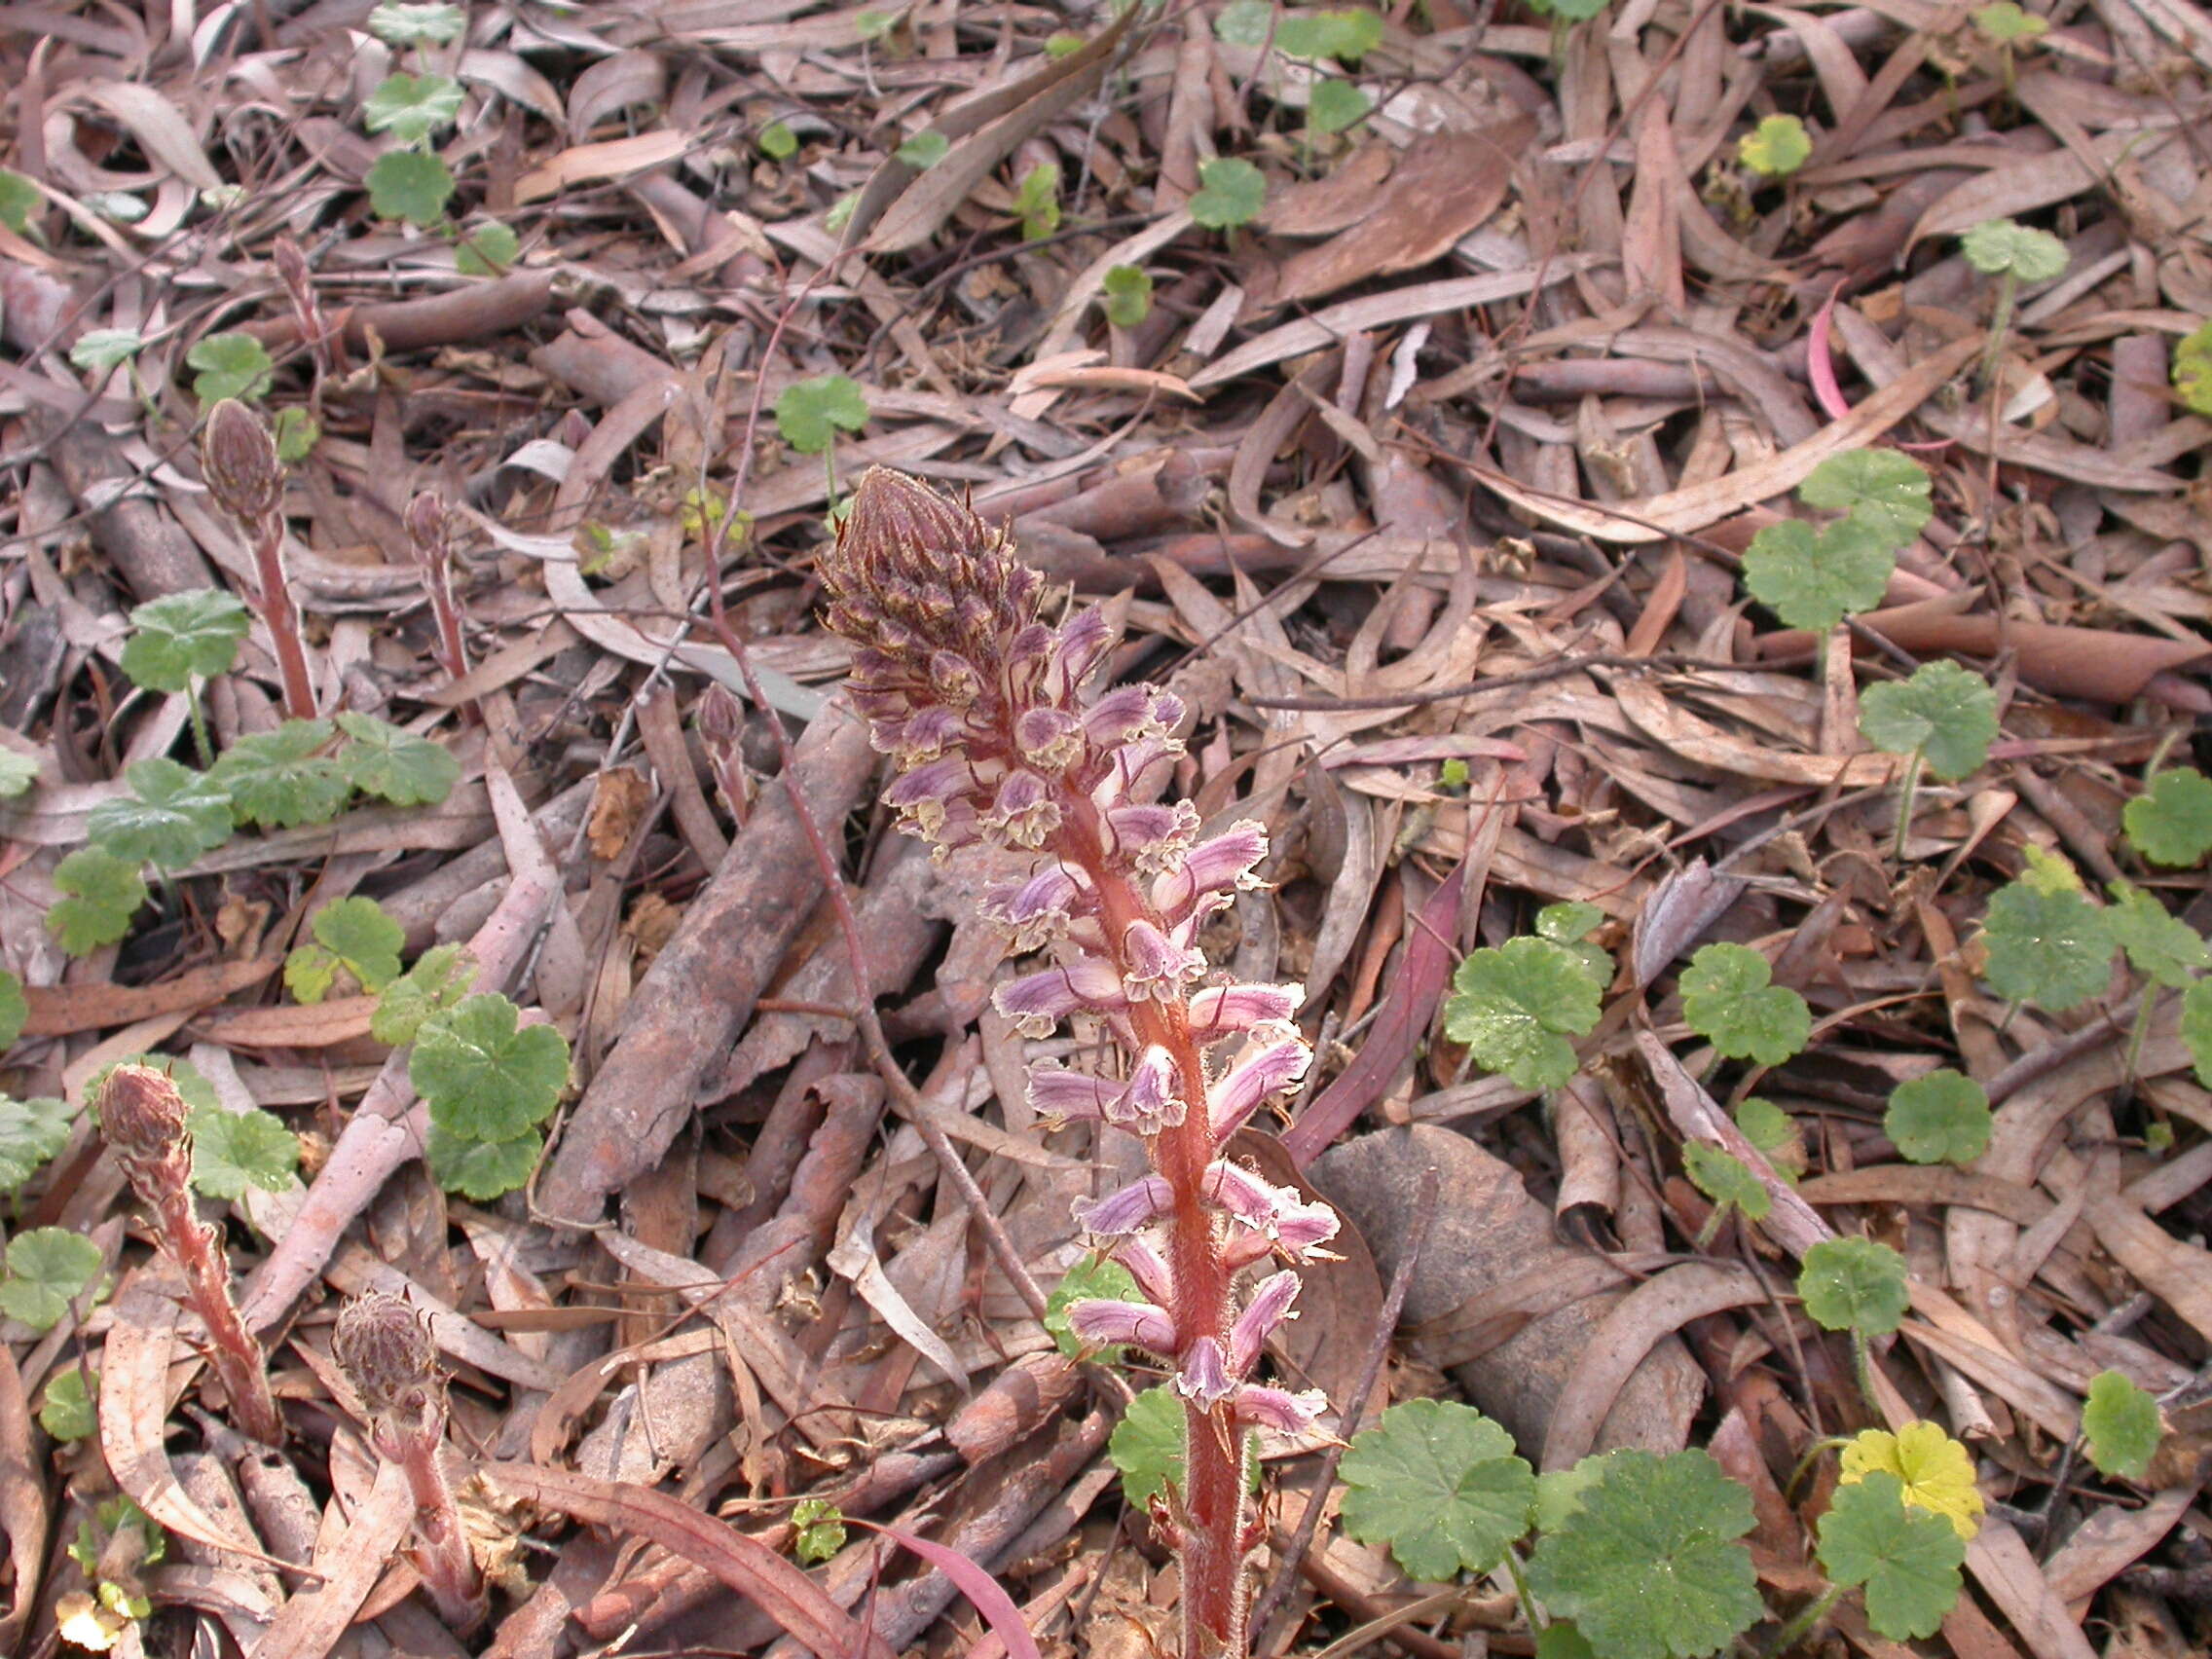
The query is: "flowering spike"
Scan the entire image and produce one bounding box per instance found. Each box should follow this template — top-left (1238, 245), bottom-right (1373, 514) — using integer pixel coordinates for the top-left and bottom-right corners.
top-left (814, 467), bottom-right (1342, 1659)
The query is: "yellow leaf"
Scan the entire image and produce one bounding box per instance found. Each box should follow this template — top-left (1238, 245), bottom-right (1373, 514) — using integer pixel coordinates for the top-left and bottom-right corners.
top-left (1839, 1421), bottom-right (1984, 1539)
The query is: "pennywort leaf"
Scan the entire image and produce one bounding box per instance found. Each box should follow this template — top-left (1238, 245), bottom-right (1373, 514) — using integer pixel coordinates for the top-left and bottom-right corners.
top-left (0, 1227), bottom-right (104, 1330)
top-left (1677, 943), bottom-right (1809, 1066)
top-left (424, 1122), bottom-right (541, 1201)
top-left (1974, 2), bottom-right (2048, 42)
top-left (0, 1093), bottom-right (73, 1194)
top-left (71, 329), bottom-right (145, 373)
top-left (365, 148), bottom-right (456, 226)
top-left (1526, 1450), bottom-right (1762, 1659)
top-left (2124, 767), bottom-right (2212, 867)
top-left (0, 971), bottom-right (23, 1051)
top-left (186, 332), bottom-right (274, 404)
top-left (1817, 1470), bottom-right (1966, 1641)
top-left (1444, 936), bottom-right (1604, 1092)
top-left (0, 168), bottom-right (40, 233)
top-left (1884, 1070), bottom-right (1992, 1166)
top-left (363, 73), bottom-right (464, 144)
top-left (1858, 660), bottom-right (1998, 781)
top-left (1980, 877), bottom-right (2115, 1011)
top-left (86, 758), bottom-right (233, 869)
top-left (2107, 883), bottom-right (2209, 989)
top-left (1308, 79), bottom-right (1372, 135)
top-left (1011, 162), bottom-right (1060, 240)
top-left (39, 1367), bottom-right (96, 1440)
top-left (1338, 1399), bottom-right (1536, 1579)
top-left (1046, 1257), bottom-right (1141, 1360)
top-left (2173, 318), bottom-right (2212, 418)
top-left (285, 896), bottom-right (406, 1003)
top-left (0, 750), bottom-right (37, 797)
top-left (209, 719), bottom-right (352, 829)
top-left (1797, 449), bottom-right (1935, 547)
top-left (1839, 1421), bottom-right (1984, 1539)
top-left (896, 130), bottom-right (949, 169)
top-left (372, 942), bottom-right (476, 1045)
top-left (1798, 1236), bottom-right (1909, 1336)
top-left (1681, 1142), bottom-right (1771, 1222)
top-left (120, 588), bottom-right (252, 692)
top-left (455, 219), bottom-right (520, 276)
top-left (48, 847), bottom-right (149, 954)
top-left (1740, 515), bottom-right (1895, 635)
top-left (335, 711), bottom-right (461, 807)
top-left (1734, 1098), bottom-right (1805, 1180)
top-left (756, 120), bottom-right (798, 160)
top-left (1738, 114), bottom-right (1810, 177)
top-left (1109, 1383), bottom-right (1185, 1510)
top-left (1961, 217), bottom-right (2067, 282)
top-left (2081, 1370), bottom-right (2161, 1482)
top-left (1102, 264), bottom-right (1154, 328)
top-left (369, 2), bottom-right (465, 45)
top-left (187, 1105), bottom-right (300, 1199)
top-left (411, 992), bottom-right (569, 1142)
top-left (1189, 157), bottom-right (1267, 231)
top-left (774, 374), bottom-right (869, 455)
top-left (793, 1498), bottom-right (845, 1565)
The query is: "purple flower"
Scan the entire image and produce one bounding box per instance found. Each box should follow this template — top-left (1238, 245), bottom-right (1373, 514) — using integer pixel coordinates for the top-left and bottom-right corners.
top-left (1063, 1297), bottom-right (1177, 1357)
top-left (1205, 1038), bottom-right (1312, 1139)
top-left (994, 957), bottom-right (1125, 1037)
top-left (1229, 1272), bottom-right (1303, 1376)
top-left (1075, 1174), bottom-right (1172, 1236)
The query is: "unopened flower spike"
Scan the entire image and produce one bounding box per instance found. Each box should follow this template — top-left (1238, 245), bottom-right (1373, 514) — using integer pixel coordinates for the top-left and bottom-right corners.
top-left (819, 468), bottom-right (1338, 1659)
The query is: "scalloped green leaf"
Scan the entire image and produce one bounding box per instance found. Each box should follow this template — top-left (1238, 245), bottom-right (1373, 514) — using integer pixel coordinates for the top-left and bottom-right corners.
top-left (1980, 878), bottom-right (2115, 1011)
top-left (1885, 1070), bottom-right (1991, 1165)
top-left (334, 712), bottom-right (460, 807)
top-left (455, 219), bottom-right (520, 276)
top-left (1734, 1097), bottom-right (1805, 1180)
top-left (371, 942), bottom-right (477, 1046)
top-left (1798, 1235), bottom-right (1909, 1336)
top-left (39, 1366), bottom-right (96, 1440)
top-left (0, 168), bottom-right (40, 234)
top-left (2124, 767), bottom-right (2212, 867)
top-left (1678, 943), bottom-right (1809, 1066)
top-left (2173, 319), bottom-right (2212, 418)
top-left (1961, 218), bottom-right (2067, 281)
top-left (1046, 1257), bottom-right (1141, 1360)
top-left (285, 896), bottom-right (406, 1004)
top-left (366, 148), bottom-right (456, 226)
top-left (2106, 883), bottom-right (2210, 989)
top-left (1738, 114), bottom-right (1810, 177)
top-left (368, 1), bottom-right (465, 45)
top-left (0, 1093), bottom-right (73, 1193)
top-left (120, 588), bottom-right (252, 693)
top-left (210, 719), bottom-right (352, 829)
top-left (1189, 157), bottom-right (1267, 231)
top-left (363, 72), bottom-right (463, 144)
top-left (0, 1227), bottom-right (103, 1330)
top-left (1102, 264), bottom-right (1153, 328)
top-left (1308, 79), bottom-right (1372, 135)
top-left (424, 1121), bottom-right (541, 1200)
top-left (87, 759), bottom-right (233, 870)
top-left (1272, 8), bottom-right (1384, 62)
top-left (187, 1105), bottom-right (300, 1199)
top-left (1817, 1470), bottom-right (1965, 1641)
top-left (1799, 448), bottom-right (1935, 547)
top-left (0, 970), bottom-right (23, 1051)
top-left (48, 847), bottom-right (148, 955)
top-left (0, 750), bottom-right (37, 797)
top-left (774, 374), bottom-right (870, 455)
top-left (186, 332), bottom-right (274, 404)
top-left (1526, 1450), bottom-right (1761, 1659)
top-left (1444, 936), bottom-right (1604, 1092)
top-left (1974, 2), bottom-right (2048, 42)
top-left (1740, 514), bottom-right (1896, 635)
top-left (1339, 1399), bottom-right (1535, 1580)
top-left (1859, 660), bottom-right (1998, 781)
top-left (1682, 1142), bottom-right (1771, 1221)
top-left (71, 329), bottom-right (145, 373)
top-left (2081, 1370), bottom-right (2161, 1482)
top-left (757, 120), bottom-right (797, 160)
top-left (793, 1497), bottom-right (845, 1565)
top-left (411, 992), bottom-right (569, 1141)
top-left (1108, 1383), bottom-right (1184, 1509)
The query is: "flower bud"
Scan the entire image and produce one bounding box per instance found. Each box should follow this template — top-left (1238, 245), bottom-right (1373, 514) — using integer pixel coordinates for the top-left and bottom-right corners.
top-left (97, 1063), bottom-right (191, 1185)
top-left (405, 492), bottom-right (450, 571)
top-left (333, 1291), bottom-right (443, 1435)
top-left (201, 399), bottom-right (283, 524)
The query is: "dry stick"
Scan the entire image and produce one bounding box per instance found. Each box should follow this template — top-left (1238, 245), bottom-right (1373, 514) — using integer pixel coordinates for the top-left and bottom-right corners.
top-left (701, 609), bottom-right (1056, 1332)
top-left (1249, 1165), bottom-right (1439, 1639)
top-left (99, 1064), bottom-right (284, 1447)
top-left (239, 763), bottom-right (559, 1332)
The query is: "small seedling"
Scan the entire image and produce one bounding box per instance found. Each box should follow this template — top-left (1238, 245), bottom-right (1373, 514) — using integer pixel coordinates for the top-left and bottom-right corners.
top-left (1799, 1235), bottom-right (1910, 1410)
top-left (1739, 114), bottom-right (1811, 178)
top-left (0, 750), bottom-right (37, 796)
top-left (1682, 1141), bottom-right (1771, 1246)
top-left (1011, 162), bottom-right (1061, 240)
top-left (1859, 658), bottom-right (1998, 857)
top-left (757, 120), bottom-right (798, 160)
top-left (2173, 318), bottom-right (2212, 417)
top-left (2124, 765), bottom-right (2212, 866)
top-left (60, 1496), bottom-right (165, 1653)
top-left (793, 1498), bottom-right (846, 1565)
top-left (117, 588), bottom-right (248, 764)
top-left (1884, 1070), bottom-right (1991, 1164)
top-left (2080, 1370), bottom-right (2161, 1481)
top-left (1980, 858), bottom-right (2116, 1012)
top-left (1972, 3), bottom-right (2047, 94)
top-left (1960, 218), bottom-right (2067, 390)
top-left (1189, 157), bottom-right (1267, 232)
top-left (1338, 1398), bottom-right (1535, 1580)
top-left (1102, 264), bottom-right (1153, 328)
top-left (1678, 942), bottom-right (1810, 1067)
top-left (1443, 936), bottom-right (1604, 1091)
top-left (39, 1367), bottom-right (96, 1440)
top-left (287, 896), bottom-right (407, 1003)
top-left (334, 1293), bottom-right (487, 1630)
top-left (97, 1063), bottom-right (282, 1442)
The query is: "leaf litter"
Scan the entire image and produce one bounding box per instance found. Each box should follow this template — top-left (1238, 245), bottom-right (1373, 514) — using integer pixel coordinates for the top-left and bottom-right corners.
top-left (1, 0), bottom-right (2211, 1655)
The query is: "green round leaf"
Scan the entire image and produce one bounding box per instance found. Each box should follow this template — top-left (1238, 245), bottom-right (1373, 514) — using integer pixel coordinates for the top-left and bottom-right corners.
top-left (1797, 1235), bottom-right (1909, 1336)
top-left (2181, 977), bottom-right (2212, 1088)
top-left (1308, 79), bottom-right (1372, 136)
top-left (0, 1093), bottom-right (73, 1194)
top-left (0, 1227), bottom-right (104, 1330)
top-left (1980, 878), bottom-right (2116, 1011)
top-left (2173, 318), bottom-right (2212, 418)
top-left (757, 120), bottom-right (798, 160)
top-left (39, 1367), bottom-right (96, 1441)
top-left (456, 219), bottom-right (521, 276)
top-left (1734, 1097), bottom-right (1805, 1179)
top-left (0, 750), bottom-right (38, 797)
top-left (209, 719), bottom-right (352, 829)
top-left (1798, 448), bottom-right (1935, 547)
top-left (1102, 264), bottom-right (1154, 328)
top-left (1738, 114), bottom-right (1810, 177)
top-left (87, 758), bottom-right (234, 870)
top-left (2106, 882), bottom-right (2209, 990)
top-left (1189, 157), bottom-right (1267, 231)
top-left (774, 374), bottom-right (871, 455)
top-left (285, 895), bottom-right (406, 1003)
top-left (363, 72), bottom-right (464, 144)
top-left (0, 167), bottom-right (41, 233)
top-left (1816, 1470), bottom-right (1965, 1641)
top-left (1973, 1), bottom-right (2048, 42)
top-left (71, 329), bottom-right (145, 373)
top-left (1740, 515), bottom-right (1896, 635)
top-left (187, 1105), bottom-right (300, 1199)
top-left (1677, 943), bottom-right (1810, 1066)
top-left (48, 847), bottom-right (149, 954)
top-left (1884, 1070), bottom-right (1991, 1165)
top-left (411, 992), bottom-right (570, 1141)
top-left (896, 130), bottom-right (949, 168)
top-left (1339, 1399), bottom-right (1535, 1580)
top-left (1961, 218), bottom-right (2067, 281)
top-left (0, 970), bottom-right (24, 1051)
top-left (1526, 1450), bottom-right (1761, 1659)
top-left (372, 942), bottom-right (477, 1047)
top-left (334, 712), bottom-right (461, 807)
top-left (186, 332), bottom-right (274, 404)
top-left (2124, 767), bottom-right (2212, 867)
top-left (366, 148), bottom-right (456, 226)
top-left (792, 1497), bottom-right (845, 1565)
top-left (425, 1121), bottom-right (542, 1200)
top-left (2081, 1370), bottom-right (2161, 1482)
top-left (120, 587), bottom-right (252, 692)
top-left (1272, 8), bottom-right (1385, 62)
top-left (368, 2), bottom-right (465, 45)
top-left (1045, 1257), bottom-right (1141, 1359)
top-left (272, 406), bottom-right (319, 463)
top-left (1444, 937), bottom-right (1604, 1092)
top-left (1108, 1384), bottom-right (1185, 1510)
top-left (1858, 660), bottom-right (1998, 781)
top-left (1681, 1142), bottom-right (1771, 1222)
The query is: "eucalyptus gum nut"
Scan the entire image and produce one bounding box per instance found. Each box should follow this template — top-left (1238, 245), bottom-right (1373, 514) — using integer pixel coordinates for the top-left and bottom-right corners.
top-left (1311, 1124), bottom-right (1704, 1462)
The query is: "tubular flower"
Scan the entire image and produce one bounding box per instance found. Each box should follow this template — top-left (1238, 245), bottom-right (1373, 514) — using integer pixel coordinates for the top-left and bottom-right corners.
top-left (819, 469), bottom-right (1340, 1659)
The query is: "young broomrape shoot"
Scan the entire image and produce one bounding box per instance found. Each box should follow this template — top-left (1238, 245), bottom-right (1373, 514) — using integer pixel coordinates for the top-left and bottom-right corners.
top-left (0, 1227), bottom-right (103, 1329)
top-left (333, 1292), bottom-right (487, 1631)
top-left (1815, 1472), bottom-right (1967, 1641)
top-left (1678, 942), bottom-right (1809, 1066)
top-left (819, 467), bottom-right (1333, 1659)
top-left (1740, 450), bottom-right (1932, 638)
top-left (1980, 850), bottom-right (2116, 1012)
top-left (2081, 1370), bottom-right (2162, 1482)
top-left (1338, 1400), bottom-right (1535, 1580)
top-left (1883, 1070), bottom-right (1991, 1165)
top-left (1960, 218), bottom-right (2067, 389)
top-left (406, 493), bottom-right (472, 689)
top-left (1526, 1450), bottom-right (1764, 1659)
top-left (2123, 765), bottom-right (2212, 866)
top-left (1682, 1141), bottom-right (1771, 1246)
top-left (202, 399), bottom-right (316, 720)
top-left (1738, 113), bottom-right (1811, 178)
top-left (1444, 936), bottom-right (1604, 1090)
top-left (1858, 658), bottom-right (1998, 857)
top-left (1840, 1421), bottom-right (1984, 1539)
top-left (96, 1063), bottom-right (283, 1444)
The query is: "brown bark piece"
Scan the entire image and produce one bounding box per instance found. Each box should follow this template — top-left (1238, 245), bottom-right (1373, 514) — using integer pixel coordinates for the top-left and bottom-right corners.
top-left (536, 698), bottom-right (878, 1225)
top-left (1311, 1124), bottom-right (1704, 1459)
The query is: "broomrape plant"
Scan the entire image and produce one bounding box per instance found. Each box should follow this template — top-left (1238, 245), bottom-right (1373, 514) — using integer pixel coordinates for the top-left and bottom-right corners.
top-left (818, 468), bottom-right (1332, 1659)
